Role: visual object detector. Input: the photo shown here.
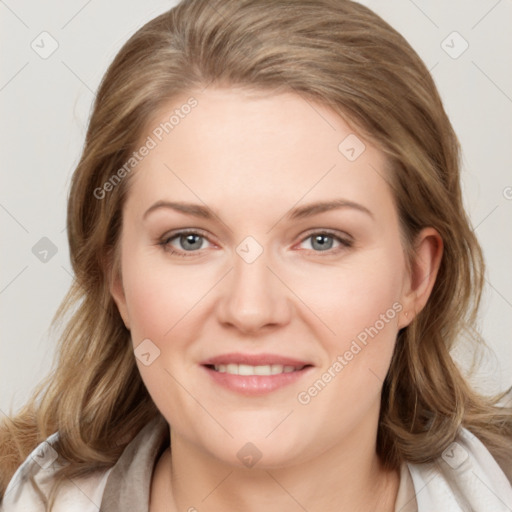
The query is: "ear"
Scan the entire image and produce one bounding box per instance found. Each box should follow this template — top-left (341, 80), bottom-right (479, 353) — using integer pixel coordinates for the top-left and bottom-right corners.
top-left (108, 253), bottom-right (131, 330)
top-left (399, 227), bottom-right (443, 329)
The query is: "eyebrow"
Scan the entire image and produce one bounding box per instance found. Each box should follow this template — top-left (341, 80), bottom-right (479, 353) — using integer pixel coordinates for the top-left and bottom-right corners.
top-left (143, 198), bottom-right (374, 221)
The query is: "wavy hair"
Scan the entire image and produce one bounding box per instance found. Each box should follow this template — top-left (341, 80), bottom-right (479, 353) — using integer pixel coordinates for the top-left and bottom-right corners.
top-left (1, 0), bottom-right (511, 509)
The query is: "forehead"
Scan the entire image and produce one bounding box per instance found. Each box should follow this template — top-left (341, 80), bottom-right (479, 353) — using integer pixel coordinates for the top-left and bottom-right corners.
top-left (126, 88), bottom-right (393, 217)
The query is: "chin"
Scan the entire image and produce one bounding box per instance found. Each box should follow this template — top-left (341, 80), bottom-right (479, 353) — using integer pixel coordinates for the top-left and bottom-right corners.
top-left (201, 429), bottom-right (312, 470)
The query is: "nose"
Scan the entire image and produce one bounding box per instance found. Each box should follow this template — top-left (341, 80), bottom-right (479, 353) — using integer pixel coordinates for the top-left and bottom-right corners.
top-left (215, 247), bottom-right (292, 334)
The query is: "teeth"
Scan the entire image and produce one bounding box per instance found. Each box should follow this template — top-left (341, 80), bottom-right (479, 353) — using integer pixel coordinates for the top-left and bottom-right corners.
top-left (227, 363), bottom-right (238, 374)
top-left (213, 364), bottom-right (304, 375)
top-left (238, 364), bottom-right (254, 376)
top-left (271, 364), bottom-right (283, 375)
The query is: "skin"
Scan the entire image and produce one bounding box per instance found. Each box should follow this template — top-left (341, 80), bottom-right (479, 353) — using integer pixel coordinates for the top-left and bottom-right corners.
top-left (110, 87), bottom-right (443, 512)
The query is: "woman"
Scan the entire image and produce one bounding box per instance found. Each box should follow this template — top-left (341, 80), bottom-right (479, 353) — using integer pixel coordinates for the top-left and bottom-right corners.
top-left (1, 0), bottom-right (511, 510)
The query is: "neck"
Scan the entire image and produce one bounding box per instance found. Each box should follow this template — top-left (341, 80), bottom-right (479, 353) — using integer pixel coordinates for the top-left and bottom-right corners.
top-left (162, 419), bottom-right (400, 512)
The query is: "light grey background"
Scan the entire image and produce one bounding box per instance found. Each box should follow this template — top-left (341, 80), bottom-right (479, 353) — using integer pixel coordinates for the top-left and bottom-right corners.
top-left (1, 0), bottom-right (511, 417)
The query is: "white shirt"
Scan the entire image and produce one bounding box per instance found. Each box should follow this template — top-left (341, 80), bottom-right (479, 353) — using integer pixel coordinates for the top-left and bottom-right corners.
top-left (2, 416), bottom-right (511, 511)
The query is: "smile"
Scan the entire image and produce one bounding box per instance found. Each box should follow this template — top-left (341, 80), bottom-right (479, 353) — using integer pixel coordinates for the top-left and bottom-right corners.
top-left (200, 354), bottom-right (313, 395)
top-left (211, 363), bottom-right (307, 375)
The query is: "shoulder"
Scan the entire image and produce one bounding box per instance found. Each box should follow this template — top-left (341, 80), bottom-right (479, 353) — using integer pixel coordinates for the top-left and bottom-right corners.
top-left (407, 427), bottom-right (512, 511)
top-left (1, 432), bottom-right (112, 512)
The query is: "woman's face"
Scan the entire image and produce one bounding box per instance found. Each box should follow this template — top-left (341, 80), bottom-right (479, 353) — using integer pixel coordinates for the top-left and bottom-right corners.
top-left (111, 88), bottom-right (434, 468)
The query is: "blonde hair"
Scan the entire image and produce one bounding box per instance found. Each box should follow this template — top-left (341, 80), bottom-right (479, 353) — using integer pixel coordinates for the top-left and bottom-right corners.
top-left (1, 0), bottom-right (511, 509)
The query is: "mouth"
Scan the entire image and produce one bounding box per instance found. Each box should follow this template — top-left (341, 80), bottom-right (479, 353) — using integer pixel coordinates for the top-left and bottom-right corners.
top-left (200, 353), bottom-right (314, 395)
top-left (204, 363), bottom-right (310, 375)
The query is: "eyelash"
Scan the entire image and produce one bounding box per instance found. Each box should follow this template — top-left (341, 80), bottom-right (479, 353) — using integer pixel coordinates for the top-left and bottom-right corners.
top-left (158, 229), bottom-right (353, 258)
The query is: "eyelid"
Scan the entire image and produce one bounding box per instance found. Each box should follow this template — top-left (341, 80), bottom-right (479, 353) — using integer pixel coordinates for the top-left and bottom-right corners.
top-left (160, 227), bottom-right (212, 242)
top-left (297, 228), bottom-right (354, 244)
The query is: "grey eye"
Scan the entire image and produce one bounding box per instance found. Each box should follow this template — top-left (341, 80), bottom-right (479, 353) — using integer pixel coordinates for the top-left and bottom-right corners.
top-left (177, 233), bottom-right (205, 251)
top-left (311, 234), bottom-right (334, 251)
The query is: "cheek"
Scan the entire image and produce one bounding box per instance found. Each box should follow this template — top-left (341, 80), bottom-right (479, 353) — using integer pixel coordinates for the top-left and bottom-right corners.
top-left (121, 252), bottom-right (198, 424)
top-left (293, 274), bottom-right (402, 430)
top-left (122, 247), bottom-right (209, 341)
top-left (293, 249), bottom-right (404, 338)
top-left (295, 246), bottom-right (405, 391)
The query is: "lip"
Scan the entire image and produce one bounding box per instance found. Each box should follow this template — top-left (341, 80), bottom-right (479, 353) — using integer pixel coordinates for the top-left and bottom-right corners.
top-left (201, 353), bottom-right (312, 367)
top-left (200, 352), bottom-right (314, 396)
